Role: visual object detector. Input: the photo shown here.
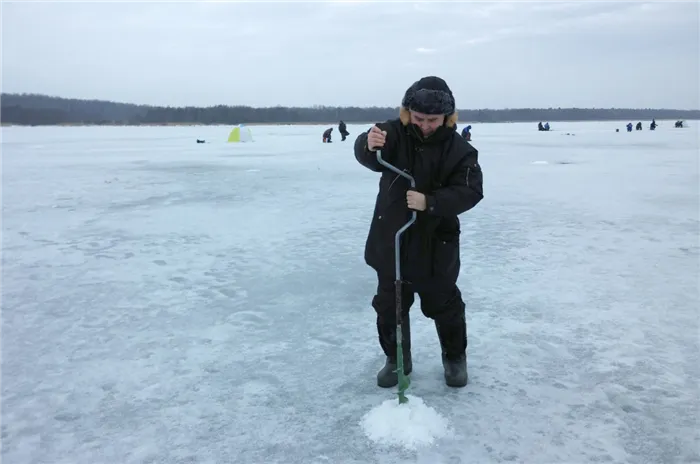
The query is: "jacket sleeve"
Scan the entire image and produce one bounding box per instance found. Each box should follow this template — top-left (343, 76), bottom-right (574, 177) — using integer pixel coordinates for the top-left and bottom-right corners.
top-left (354, 122), bottom-right (395, 172)
top-left (424, 148), bottom-right (483, 217)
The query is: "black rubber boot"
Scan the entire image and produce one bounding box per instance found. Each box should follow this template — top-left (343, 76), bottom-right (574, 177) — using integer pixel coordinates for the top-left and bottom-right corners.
top-left (441, 352), bottom-right (468, 387)
top-left (435, 318), bottom-right (468, 388)
top-left (376, 316), bottom-right (412, 388)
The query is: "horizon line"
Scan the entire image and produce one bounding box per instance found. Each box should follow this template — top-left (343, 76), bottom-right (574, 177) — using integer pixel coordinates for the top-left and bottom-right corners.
top-left (2, 92), bottom-right (698, 113)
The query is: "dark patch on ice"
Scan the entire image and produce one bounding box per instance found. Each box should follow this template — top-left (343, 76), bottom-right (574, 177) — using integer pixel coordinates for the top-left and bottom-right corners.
top-left (54, 412), bottom-right (81, 422)
top-left (591, 454), bottom-right (615, 462)
top-left (621, 404), bottom-right (640, 414)
top-left (153, 260), bottom-right (167, 266)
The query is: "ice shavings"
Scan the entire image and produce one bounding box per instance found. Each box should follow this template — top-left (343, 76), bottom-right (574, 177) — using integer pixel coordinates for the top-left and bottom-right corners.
top-left (360, 395), bottom-right (453, 450)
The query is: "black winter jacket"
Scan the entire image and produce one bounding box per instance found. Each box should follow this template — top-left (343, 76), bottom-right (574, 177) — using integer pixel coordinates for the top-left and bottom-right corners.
top-left (354, 118), bottom-right (483, 291)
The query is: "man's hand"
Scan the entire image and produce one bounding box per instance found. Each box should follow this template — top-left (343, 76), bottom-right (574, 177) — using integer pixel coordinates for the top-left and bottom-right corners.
top-left (407, 190), bottom-right (427, 211)
top-left (367, 125), bottom-right (387, 152)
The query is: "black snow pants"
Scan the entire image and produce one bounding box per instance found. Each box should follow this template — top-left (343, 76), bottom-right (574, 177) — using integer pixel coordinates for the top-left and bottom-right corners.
top-left (371, 274), bottom-right (467, 361)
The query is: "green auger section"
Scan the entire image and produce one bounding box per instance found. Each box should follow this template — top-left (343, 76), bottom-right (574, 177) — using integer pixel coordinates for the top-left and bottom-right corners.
top-left (396, 326), bottom-right (410, 404)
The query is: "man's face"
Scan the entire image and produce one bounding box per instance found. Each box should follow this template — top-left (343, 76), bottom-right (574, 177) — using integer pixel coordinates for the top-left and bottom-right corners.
top-left (409, 111), bottom-right (445, 136)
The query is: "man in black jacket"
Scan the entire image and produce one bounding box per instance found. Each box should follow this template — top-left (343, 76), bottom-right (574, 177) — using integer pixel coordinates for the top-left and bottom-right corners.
top-left (354, 76), bottom-right (483, 388)
top-left (339, 120), bottom-right (350, 141)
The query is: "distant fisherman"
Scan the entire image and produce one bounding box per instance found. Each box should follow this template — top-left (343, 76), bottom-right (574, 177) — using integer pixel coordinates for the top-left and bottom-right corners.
top-left (461, 124), bottom-right (472, 141)
top-left (323, 127), bottom-right (333, 143)
top-left (339, 121), bottom-right (350, 141)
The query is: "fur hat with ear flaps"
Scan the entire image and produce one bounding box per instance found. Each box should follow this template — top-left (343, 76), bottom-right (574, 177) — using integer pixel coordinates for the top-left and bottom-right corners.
top-left (399, 76), bottom-right (458, 127)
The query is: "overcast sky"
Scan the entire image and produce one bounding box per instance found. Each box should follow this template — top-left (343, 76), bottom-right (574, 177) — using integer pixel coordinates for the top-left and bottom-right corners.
top-left (2, 1), bottom-right (698, 109)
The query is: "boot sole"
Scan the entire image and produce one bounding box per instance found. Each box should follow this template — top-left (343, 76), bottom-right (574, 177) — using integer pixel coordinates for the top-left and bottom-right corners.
top-left (445, 375), bottom-right (468, 388)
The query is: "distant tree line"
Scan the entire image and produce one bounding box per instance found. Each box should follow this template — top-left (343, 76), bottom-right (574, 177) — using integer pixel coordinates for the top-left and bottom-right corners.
top-left (2, 93), bottom-right (698, 126)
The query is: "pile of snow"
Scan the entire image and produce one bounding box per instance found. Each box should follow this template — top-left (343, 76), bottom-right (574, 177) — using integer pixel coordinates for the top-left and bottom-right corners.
top-left (359, 395), bottom-right (452, 450)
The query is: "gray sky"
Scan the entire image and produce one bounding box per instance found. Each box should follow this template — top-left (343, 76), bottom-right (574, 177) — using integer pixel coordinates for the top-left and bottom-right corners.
top-left (2, 1), bottom-right (698, 109)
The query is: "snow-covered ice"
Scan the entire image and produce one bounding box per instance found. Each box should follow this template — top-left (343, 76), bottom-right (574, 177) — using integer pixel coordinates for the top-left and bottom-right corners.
top-left (2, 120), bottom-right (699, 463)
top-left (360, 395), bottom-right (453, 451)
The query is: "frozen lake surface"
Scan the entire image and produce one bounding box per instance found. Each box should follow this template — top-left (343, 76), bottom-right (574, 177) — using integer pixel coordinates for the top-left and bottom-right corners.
top-left (2, 120), bottom-right (699, 463)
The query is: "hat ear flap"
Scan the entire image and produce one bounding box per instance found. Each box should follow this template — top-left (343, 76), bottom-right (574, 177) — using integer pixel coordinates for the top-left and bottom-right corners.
top-left (446, 111), bottom-right (458, 128)
top-left (399, 107), bottom-right (411, 126)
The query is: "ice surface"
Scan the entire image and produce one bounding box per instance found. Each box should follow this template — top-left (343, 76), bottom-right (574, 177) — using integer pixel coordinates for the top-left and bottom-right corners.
top-left (360, 395), bottom-right (453, 450)
top-left (2, 121), bottom-right (699, 464)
